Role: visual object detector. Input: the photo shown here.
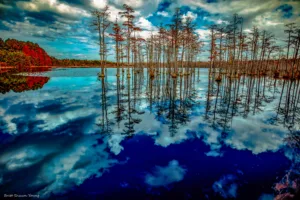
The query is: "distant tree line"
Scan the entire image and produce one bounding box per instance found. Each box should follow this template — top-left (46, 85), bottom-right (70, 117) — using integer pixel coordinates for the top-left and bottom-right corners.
top-left (0, 38), bottom-right (114, 68)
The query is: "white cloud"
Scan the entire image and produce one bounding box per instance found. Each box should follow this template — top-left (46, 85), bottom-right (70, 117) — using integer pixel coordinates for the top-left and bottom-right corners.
top-left (36, 135), bottom-right (118, 198)
top-left (252, 11), bottom-right (284, 28)
top-left (215, 19), bottom-right (228, 24)
top-left (178, 0), bottom-right (281, 15)
top-left (0, 123), bottom-right (122, 197)
top-left (157, 11), bottom-right (169, 17)
top-left (112, 0), bottom-right (162, 12)
top-left (225, 115), bottom-right (286, 154)
top-left (0, 70), bottom-right (289, 159)
top-left (196, 29), bottom-right (210, 41)
top-left (0, 135), bottom-right (118, 198)
top-left (138, 30), bottom-right (158, 39)
top-left (0, 145), bottom-right (55, 171)
top-left (16, 0), bottom-right (90, 18)
top-left (114, 0), bottom-right (144, 9)
top-left (204, 16), bottom-right (229, 25)
top-left (2, 0), bottom-right (300, 61)
top-left (132, 16), bottom-right (159, 38)
top-left (213, 174), bottom-right (238, 199)
top-left (135, 17), bottom-right (157, 31)
top-left (182, 11), bottom-right (197, 23)
top-left (0, 78), bottom-right (101, 135)
top-left (145, 160), bottom-right (187, 187)
top-left (2, 17), bottom-right (72, 40)
top-left (35, 106), bottom-right (96, 132)
top-left (200, 126), bottom-right (224, 157)
top-left (178, 0), bottom-right (300, 45)
top-left (91, 4), bottom-right (124, 22)
top-left (108, 134), bottom-right (125, 155)
top-left (154, 125), bottom-right (189, 147)
top-left (205, 150), bottom-right (223, 157)
top-left (0, 107), bottom-right (19, 134)
top-left (108, 6), bottom-right (124, 22)
top-left (91, 0), bottom-right (108, 9)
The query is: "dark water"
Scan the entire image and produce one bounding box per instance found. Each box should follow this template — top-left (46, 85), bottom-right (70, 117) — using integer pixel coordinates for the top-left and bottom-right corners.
top-left (0, 68), bottom-right (299, 200)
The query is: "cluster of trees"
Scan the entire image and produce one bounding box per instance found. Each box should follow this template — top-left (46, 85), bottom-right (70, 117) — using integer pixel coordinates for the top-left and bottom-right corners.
top-left (92, 5), bottom-right (300, 80)
top-left (207, 15), bottom-right (300, 80)
top-left (92, 4), bottom-right (204, 78)
top-left (51, 58), bottom-right (115, 67)
top-left (0, 38), bottom-right (115, 69)
top-left (0, 38), bottom-right (52, 67)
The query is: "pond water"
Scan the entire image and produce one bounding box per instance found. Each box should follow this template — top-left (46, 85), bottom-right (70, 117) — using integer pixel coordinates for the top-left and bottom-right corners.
top-left (0, 68), bottom-right (299, 200)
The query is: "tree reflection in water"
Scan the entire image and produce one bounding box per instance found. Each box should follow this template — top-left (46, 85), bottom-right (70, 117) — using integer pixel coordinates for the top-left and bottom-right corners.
top-left (95, 67), bottom-right (300, 134)
top-left (95, 67), bottom-right (300, 198)
top-left (0, 74), bottom-right (50, 94)
top-left (2, 67), bottom-right (299, 198)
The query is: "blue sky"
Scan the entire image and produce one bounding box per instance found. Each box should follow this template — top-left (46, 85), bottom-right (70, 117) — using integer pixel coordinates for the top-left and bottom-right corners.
top-left (0, 0), bottom-right (299, 61)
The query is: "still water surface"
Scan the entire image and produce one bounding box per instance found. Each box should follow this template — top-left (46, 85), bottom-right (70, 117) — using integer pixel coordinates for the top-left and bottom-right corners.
top-left (0, 68), bottom-right (299, 199)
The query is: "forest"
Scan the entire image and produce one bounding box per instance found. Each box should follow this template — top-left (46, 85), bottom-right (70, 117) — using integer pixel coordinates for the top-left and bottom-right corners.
top-left (91, 4), bottom-right (300, 81)
top-left (0, 38), bottom-right (115, 69)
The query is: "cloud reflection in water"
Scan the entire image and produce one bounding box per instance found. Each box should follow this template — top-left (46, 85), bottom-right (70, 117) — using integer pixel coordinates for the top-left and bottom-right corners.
top-left (0, 68), bottom-right (298, 199)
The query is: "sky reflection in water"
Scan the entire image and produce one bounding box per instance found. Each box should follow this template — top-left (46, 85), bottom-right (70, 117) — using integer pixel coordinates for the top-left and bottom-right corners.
top-left (0, 68), bottom-right (299, 199)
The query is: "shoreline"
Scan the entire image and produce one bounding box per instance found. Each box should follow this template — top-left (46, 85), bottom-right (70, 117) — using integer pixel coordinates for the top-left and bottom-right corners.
top-left (0, 65), bottom-right (210, 69)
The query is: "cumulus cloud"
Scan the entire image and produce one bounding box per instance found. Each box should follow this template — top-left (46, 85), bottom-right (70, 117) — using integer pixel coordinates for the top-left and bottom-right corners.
top-left (0, 75), bottom-right (103, 136)
top-left (0, 145), bottom-right (55, 171)
top-left (16, 0), bottom-right (90, 18)
top-left (91, 0), bottom-right (108, 9)
top-left (201, 126), bottom-right (223, 157)
top-left (0, 71), bottom-right (130, 197)
top-left (37, 135), bottom-right (118, 198)
top-left (205, 150), bottom-right (223, 157)
top-left (108, 134), bottom-right (125, 155)
top-left (182, 11), bottom-right (197, 23)
top-left (203, 16), bottom-right (229, 25)
top-left (157, 11), bottom-right (169, 17)
top-left (0, 133), bottom-right (118, 198)
top-left (134, 16), bottom-right (158, 38)
top-left (1, 0), bottom-right (299, 60)
top-left (1, 68), bottom-right (288, 158)
top-left (153, 125), bottom-right (189, 147)
top-left (2, 17), bottom-right (71, 40)
top-left (111, 0), bottom-right (162, 16)
top-left (195, 29), bottom-right (210, 41)
top-left (212, 174), bottom-right (238, 199)
top-left (176, 0), bottom-right (300, 50)
top-left (129, 82), bottom-right (288, 158)
top-left (177, 0), bottom-right (289, 17)
top-left (145, 160), bottom-right (187, 187)
top-left (225, 114), bottom-right (287, 154)
top-left (135, 17), bottom-right (157, 31)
